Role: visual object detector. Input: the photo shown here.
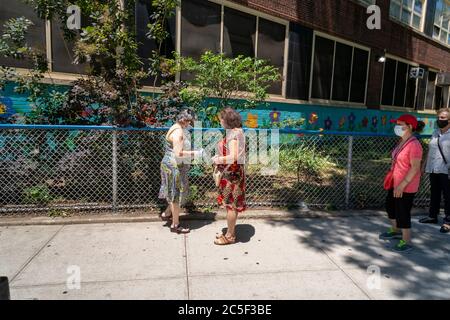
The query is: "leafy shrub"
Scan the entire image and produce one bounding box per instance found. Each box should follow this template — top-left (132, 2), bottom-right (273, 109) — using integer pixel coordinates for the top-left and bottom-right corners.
top-left (279, 144), bottom-right (337, 182)
top-left (23, 184), bottom-right (52, 205)
top-left (178, 51), bottom-right (281, 127)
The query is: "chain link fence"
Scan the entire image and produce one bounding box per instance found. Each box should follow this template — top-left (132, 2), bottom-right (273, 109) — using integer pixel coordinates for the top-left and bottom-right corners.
top-left (0, 125), bottom-right (432, 215)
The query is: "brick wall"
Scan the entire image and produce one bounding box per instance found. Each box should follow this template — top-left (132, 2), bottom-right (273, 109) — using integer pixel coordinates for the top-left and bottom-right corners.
top-left (228, 0), bottom-right (449, 109)
top-left (229, 0), bottom-right (450, 72)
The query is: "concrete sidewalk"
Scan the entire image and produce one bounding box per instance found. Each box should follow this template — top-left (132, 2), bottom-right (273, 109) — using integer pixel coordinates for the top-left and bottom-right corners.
top-left (1, 214), bottom-right (449, 300)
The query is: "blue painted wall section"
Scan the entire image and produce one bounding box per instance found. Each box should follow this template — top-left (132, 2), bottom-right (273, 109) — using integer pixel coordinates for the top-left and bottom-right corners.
top-left (0, 82), bottom-right (31, 119)
top-left (0, 82), bottom-right (438, 134)
top-left (240, 102), bottom-right (437, 135)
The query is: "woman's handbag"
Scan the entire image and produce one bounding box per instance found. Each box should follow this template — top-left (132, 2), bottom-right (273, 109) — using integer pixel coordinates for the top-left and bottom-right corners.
top-left (213, 164), bottom-right (231, 187)
top-left (213, 165), bottom-right (222, 187)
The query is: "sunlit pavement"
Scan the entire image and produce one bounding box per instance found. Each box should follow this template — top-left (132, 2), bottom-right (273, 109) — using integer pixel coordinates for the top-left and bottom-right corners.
top-left (1, 215), bottom-right (449, 300)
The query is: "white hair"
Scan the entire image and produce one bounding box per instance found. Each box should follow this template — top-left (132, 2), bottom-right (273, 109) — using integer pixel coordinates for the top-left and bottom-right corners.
top-left (176, 109), bottom-right (194, 123)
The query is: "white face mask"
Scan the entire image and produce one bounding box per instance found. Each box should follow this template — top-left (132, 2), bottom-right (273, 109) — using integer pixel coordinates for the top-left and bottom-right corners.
top-left (394, 125), bottom-right (405, 137)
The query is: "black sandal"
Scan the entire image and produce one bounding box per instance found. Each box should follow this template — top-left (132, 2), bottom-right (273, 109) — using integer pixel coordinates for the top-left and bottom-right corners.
top-left (170, 224), bottom-right (190, 234)
top-left (439, 224), bottom-right (450, 234)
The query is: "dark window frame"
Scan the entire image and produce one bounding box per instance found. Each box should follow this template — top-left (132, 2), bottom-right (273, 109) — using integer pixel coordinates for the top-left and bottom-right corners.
top-left (0, 0), bottom-right (47, 69)
top-left (310, 33), bottom-right (370, 104)
top-left (380, 56), bottom-right (420, 109)
top-left (180, 0), bottom-right (288, 95)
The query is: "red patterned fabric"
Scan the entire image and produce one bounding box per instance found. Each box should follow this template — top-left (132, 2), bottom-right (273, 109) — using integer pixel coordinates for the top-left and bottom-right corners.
top-left (216, 130), bottom-right (246, 212)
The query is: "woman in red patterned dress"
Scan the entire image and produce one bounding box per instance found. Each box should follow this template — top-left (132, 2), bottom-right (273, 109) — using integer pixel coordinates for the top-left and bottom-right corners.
top-left (212, 107), bottom-right (246, 245)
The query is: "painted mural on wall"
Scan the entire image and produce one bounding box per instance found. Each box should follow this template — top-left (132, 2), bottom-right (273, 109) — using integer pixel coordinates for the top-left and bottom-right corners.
top-left (0, 83), bottom-right (438, 135)
top-left (240, 103), bottom-right (437, 135)
top-left (0, 82), bottom-right (41, 122)
top-left (0, 97), bottom-right (15, 120)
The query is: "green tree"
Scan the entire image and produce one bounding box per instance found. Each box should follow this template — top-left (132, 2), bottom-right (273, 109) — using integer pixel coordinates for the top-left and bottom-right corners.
top-left (178, 51), bottom-right (281, 127)
top-left (147, 0), bottom-right (179, 90)
top-left (0, 16), bottom-right (55, 123)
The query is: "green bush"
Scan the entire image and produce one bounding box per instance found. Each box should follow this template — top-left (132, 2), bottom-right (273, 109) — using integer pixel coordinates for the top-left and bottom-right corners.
top-left (177, 51), bottom-right (281, 127)
top-left (23, 184), bottom-right (52, 205)
top-left (187, 185), bottom-right (199, 203)
top-left (279, 144), bottom-right (337, 181)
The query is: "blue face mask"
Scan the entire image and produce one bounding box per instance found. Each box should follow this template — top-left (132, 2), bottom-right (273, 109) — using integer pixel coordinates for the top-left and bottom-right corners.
top-left (394, 125), bottom-right (405, 137)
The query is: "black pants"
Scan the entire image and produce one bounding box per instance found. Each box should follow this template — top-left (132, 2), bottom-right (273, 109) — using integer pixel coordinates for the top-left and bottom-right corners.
top-left (386, 189), bottom-right (416, 229)
top-left (429, 173), bottom-right (450, 222)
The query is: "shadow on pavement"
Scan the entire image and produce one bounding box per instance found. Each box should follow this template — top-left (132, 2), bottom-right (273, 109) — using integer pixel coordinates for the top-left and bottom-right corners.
top-left (266, 214), bottom-right (450, 299)
top-left (229, 224), bottom-right (255, 243)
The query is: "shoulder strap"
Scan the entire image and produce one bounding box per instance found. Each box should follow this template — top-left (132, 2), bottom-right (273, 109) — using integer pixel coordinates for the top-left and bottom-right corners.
top-left (392, 136), bottom-right (416, 161)
top-left (437, 135), bottom-right (448, 165)
top-left (390, 136), bottom-right (417, 170)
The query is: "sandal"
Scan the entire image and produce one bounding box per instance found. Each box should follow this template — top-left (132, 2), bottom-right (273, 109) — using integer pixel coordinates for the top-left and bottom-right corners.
top-left (214, 234), bottom-right (236, 245)
top-left (439, 224), bottom-right (450, 234)
top-left (216, 232), bottom-right (225, 239)
top-left (170, 224), bottom-right (190, 234)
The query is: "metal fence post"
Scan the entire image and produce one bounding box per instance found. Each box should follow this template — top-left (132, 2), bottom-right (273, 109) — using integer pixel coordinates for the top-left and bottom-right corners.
top-left (112, 130), bottom-right (118, 212)
top-left (345, 135), bottom-right (353, 209)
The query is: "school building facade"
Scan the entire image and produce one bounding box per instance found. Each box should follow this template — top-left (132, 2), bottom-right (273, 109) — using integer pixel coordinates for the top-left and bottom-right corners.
top-left (1, 0), bottom-right (450, 133)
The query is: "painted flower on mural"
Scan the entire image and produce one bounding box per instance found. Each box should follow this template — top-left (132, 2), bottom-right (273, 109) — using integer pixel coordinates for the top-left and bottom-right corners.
top-left (0, 97), bottom-right (15, 120)
top-left (372, 116), bottom-right (378, 127)
top-left (381, 115), bottom-right (387, 127)
top-left (371, 116), bottom-right (378, 132)
top-left (308, 112), bottom-right (318, 125)
top-left (269, 108), bottom-right (281, 123)
top-left (0, 103), bottom-right (6, 115)
top-left (338, 116), bottom-right (346, 130)
top-left (245, 113), bottom-right (258, 128)
top-left (324, 116), bottom-right (332, 130)
top-left (362, 116), bottom-right (369, 128)
top-left (348, 112), bottom-right (356, 131)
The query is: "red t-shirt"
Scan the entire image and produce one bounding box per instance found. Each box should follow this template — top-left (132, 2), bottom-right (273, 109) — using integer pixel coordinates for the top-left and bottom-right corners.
top-left (392, 138), bottom-right (423, 193)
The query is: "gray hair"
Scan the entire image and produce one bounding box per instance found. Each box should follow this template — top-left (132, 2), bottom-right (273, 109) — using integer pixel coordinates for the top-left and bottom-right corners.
top-left (176, 109), bottom-right (194, 123)
top-left (437, 108), bottom-right (450, 119)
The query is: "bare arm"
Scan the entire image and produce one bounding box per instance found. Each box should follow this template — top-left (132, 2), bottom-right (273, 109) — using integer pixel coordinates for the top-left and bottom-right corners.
top-left (213, 139), bottom-right (239, 165)
top-left (171, 129), bottom-right (196, 158)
